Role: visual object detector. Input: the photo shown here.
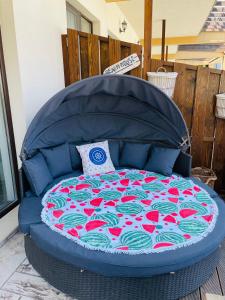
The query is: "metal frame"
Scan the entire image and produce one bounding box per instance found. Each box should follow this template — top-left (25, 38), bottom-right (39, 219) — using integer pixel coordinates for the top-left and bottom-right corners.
top-left (0, 28), bottom-right (20, 218)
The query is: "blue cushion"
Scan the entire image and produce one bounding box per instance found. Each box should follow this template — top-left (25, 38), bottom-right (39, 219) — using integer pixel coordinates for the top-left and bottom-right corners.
top-left (109, 141), bottom-right (120, 167)
top-left (69, 144), bottom-right (82, 170)
top-left (145, 146), bottom-right (180, 176)
top-left (23, 153), bottom-right (53, 196)
top-left (19, 196), bottom-right (42, 233)
top-left (120, 142), bottom-right (150, 169)
top-left (41, 143), bottom-right (73, 178)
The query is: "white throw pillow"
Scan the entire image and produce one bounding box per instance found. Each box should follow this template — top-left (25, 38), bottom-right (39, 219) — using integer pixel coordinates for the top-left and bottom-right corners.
top-left (76, 141), bottom-right (115, 175)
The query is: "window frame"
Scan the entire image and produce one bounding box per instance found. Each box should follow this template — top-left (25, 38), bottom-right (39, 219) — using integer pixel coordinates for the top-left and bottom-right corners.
top-left (66, 2), bottom-right (93, 34)
top-left (0, 28), bottom-right (20, 219)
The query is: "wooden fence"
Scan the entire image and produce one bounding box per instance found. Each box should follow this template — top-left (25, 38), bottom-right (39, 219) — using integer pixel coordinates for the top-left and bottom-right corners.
top-left (62, 29), bottom-right (225, 192)
top-left (62, 29), bottom-right (142, 86)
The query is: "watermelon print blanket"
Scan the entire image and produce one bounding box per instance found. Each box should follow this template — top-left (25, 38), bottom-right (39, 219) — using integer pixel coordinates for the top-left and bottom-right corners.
top-left (41, 169), bottom-right (218, 254)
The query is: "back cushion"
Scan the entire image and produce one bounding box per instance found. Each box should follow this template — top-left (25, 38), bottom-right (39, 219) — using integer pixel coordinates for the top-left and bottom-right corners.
top-left (108, 141), bottom-right (120, 167)
top-left (23, 153), bottom-right (53, 196)
top-left (69, 144), bottom-right (82, 170)
top-left (41, 143), bottom-right (73, 178)
top-left (145, 146), bottom-right (180, 176)
top-left (120, 142), bottom-right (150, 169)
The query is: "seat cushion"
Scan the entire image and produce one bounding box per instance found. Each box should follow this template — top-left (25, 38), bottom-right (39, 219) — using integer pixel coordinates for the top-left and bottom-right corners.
top-left (27, 178), bottom-right (225, 277)
top-left (19, 196), bottom-right (42, 234)
top-left (120, 143), bottom-right (150, 169)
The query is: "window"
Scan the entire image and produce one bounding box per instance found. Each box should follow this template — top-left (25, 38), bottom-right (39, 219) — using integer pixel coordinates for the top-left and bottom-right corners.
top-left (0, 29), bottom-right (19, 218)
top-left (66, 3), bottom-right (93, 33)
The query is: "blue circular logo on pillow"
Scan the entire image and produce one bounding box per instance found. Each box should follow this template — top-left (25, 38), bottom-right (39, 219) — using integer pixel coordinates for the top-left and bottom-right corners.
top-left (89, 147), bottom-right (107, 165)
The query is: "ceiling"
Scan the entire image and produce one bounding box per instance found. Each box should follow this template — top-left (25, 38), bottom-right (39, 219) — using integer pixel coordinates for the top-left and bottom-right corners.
top-left (116, 0), bottom-right (214, 39)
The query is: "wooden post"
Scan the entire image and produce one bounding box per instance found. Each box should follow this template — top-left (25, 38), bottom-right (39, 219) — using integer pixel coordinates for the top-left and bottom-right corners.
top-left (165, 45), bottom-right (169, 61)
top-left (143, 0), bottom-right (153, 79)
top-left (161, 19), bottom-right (166, 61)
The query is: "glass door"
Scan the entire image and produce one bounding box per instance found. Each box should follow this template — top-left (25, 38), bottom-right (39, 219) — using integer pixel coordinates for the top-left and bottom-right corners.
top-left (0, 29), bottom-right (18, 217)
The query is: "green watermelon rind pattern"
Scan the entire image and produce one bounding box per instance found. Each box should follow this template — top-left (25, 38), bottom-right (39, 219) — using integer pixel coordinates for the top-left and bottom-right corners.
top-left (125, 173), bottom-right (144, 181)
top-left (180, 201), bottom-right (208, 215)
top-left (47, 196), bottom-right (66, 209)
top-left (120, 231), bottom-right (152, 250)
top-left (116, 203), bottom-right (143, 215)
top-left (83, 179), bottom-right (102, 188)
top-left (98, 190), bottom-right (122, 200)
top-left (151, 202), bottom-right (178, 214)
top-left (70, 191), bottom-right (92, 201)
top-left (61, 179), bottom-right (79, 187)
top-left (178, 220), bottom-right (208, 235)
top-left (170, 180), bottom-right (192, 190)
top-left (80, 233), bottom-right (111, 248)
top-left (59, 213), bottom-right (87, 229)
top-left (156, 232), bottom-right (186, 244)
top-left (100, 174), bottom-right (120, 181)
top-left (91, 213), bottom-right (119, 227)
top-left (142, 183), bottom-right (165, 192)
top-left (196, 192), bottom-right (212, 204)
top-left (125, 189), bottom-right (148, 200)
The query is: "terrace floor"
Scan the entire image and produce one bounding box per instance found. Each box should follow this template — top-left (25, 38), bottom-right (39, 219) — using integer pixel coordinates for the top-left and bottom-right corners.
top-left (0, 232), bottom-right (225, 300)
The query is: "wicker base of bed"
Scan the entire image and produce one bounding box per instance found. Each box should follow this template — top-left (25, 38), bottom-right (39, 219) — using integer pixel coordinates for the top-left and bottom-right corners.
top-left (25, 235), bottom-right (220, 300)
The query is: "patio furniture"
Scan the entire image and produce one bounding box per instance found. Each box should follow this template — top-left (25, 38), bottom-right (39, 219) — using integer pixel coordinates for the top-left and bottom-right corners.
top-left (19, 75), bottom-right (225, 300)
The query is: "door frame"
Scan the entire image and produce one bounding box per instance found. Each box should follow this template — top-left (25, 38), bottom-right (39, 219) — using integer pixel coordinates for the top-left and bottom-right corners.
top-left (0, 28), bottom-right (20, 218)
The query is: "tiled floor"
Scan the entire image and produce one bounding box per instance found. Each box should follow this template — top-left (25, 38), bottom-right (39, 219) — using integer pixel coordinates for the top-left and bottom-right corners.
top-left (0, 232), bottom-right (224, 300)
top-left (0, 233), bottom-right (73, 300)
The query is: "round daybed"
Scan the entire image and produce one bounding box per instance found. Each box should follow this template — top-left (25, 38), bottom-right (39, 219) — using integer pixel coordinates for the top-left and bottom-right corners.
top-left (19, 75), bottom-right (225, 300)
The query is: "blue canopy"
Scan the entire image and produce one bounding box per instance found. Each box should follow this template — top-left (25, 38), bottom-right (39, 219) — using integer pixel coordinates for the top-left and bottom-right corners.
top-left (21, 75), bottom-right (190, 160)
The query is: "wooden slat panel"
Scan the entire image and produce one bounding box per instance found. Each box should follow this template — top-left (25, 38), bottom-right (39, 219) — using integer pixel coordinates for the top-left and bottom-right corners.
top-left (130, 44), bottom-right (142, 78)
top-left (201, 72), bottom-right (220, 168)
top-left (67, 29), bottom-right (80, 83)
top-left (79, 35), bottom-right (89, 79)
top-left (213, 71), bottom-right (225, 191)
top-left (100, 40), bottom-right (109, 74)
top-left (200, 270), bottom-right (223, 300)
top-left (88, 34), bottom-right (100, 77)
top-left (121, 45), bottom-right (131, 59)
top-left (61, 34), bottom-right (70, 87)
top-left (191, 67), bottom-right (210, 167)
top-left (109, 38), bottom-right (121, 65)
top-left (150, 59), bottom-right (174, 72)
top-left (173, 64), bottom-right (197, 132)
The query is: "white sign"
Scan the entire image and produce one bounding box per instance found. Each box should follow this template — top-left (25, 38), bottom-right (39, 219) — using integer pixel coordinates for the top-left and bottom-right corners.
top-left (103, 53), bottom-right (140, 75)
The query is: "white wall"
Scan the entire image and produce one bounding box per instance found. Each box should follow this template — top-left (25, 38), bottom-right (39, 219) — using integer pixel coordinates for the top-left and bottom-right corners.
top-left (0, 0), bottom-right (26, 157)
top-left (12, 0), bottom-right (67, 125)
top-left (67, 0), bottom-right (139, 43)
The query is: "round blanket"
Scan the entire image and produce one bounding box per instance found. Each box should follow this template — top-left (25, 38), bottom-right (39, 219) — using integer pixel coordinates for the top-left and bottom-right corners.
top-left (41, 169), bottom-right (218, 254)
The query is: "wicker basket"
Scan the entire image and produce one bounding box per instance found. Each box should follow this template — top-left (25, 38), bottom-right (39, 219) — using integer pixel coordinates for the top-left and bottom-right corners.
top-left (191, 167), bottom-right (217, 189)
top-left (216, 93), bottom-right (225, 119)
top-left (147, 67), bottom-right (178, 98)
